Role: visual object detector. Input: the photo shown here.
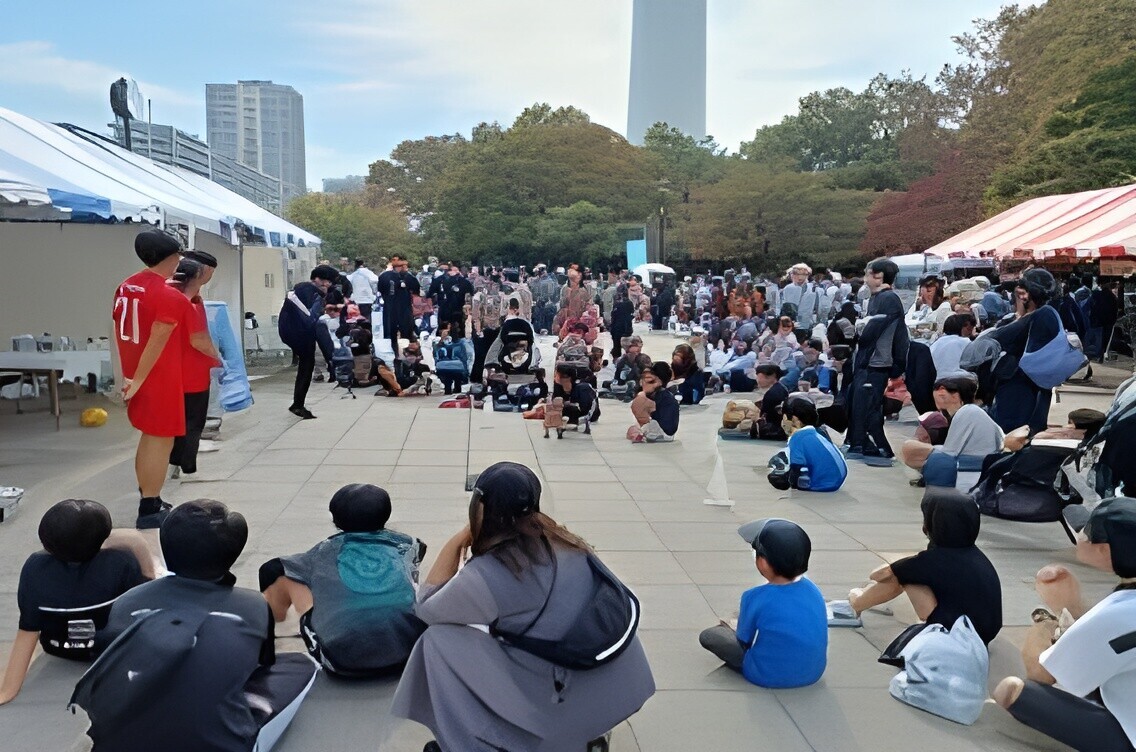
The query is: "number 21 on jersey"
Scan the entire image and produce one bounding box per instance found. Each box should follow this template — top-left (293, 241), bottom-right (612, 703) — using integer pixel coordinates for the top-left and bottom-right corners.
top-left (114, 296), bottom-right (141, 344)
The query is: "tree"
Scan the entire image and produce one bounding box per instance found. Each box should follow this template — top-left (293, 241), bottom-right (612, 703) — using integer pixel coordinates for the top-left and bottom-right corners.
top-left (511, 103), bottom-right (591, 129)
top-left (285, 192), bottom-right (422, 265)
top-left (682, 161), bottom-right (874, 273)
top-left (642, 122), bottom-right (727, 203)
top-left (366, 133), bottom-right (469, 215)
top-left (533, 201), bottom-right (621, 267)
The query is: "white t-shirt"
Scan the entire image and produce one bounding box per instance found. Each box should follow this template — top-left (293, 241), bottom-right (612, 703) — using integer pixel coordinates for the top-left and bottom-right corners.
top-left (941, 403), bottom-right (1004, 458)
top-left (1042, 589), bottom-right (1136, 745)
top-left (348, 267), bottom-right (379, 304)
top-left (930, 335), bottom-right (971, 375)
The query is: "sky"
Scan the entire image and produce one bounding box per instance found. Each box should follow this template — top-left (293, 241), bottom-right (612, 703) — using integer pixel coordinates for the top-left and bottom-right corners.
top-left (2, 0), bottom-right (1018, 192)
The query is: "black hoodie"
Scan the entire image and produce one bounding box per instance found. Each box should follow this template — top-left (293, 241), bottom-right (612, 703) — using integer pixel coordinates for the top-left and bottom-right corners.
top-left (889, 488), bottom-right (1002, 644)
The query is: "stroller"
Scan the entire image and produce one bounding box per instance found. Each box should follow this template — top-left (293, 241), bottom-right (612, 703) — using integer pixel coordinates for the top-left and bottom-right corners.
top-left (484, 317), bottom-right (543, 411)
top-left (1059, 375), bottom-right (1136, 518)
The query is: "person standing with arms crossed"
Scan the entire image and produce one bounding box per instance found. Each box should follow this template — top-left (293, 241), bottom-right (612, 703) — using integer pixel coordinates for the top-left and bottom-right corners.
top-left (113, 230), bottom-right (193, 528)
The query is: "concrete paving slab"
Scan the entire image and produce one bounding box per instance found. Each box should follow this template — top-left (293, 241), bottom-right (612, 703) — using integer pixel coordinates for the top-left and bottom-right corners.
top-left (2, 334), bottom-right (1123, 751)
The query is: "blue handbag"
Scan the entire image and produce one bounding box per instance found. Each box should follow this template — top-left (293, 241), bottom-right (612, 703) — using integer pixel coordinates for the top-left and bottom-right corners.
top-left (1018, 306), bottom-right (1087, 389)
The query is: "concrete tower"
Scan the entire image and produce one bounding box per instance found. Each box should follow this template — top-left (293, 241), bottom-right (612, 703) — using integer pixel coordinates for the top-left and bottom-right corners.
top-left (627, 0), bottom-right (707, 144)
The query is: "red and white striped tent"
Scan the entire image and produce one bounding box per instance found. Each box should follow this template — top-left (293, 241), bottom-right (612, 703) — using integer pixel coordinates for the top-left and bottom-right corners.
top-left (925, 183), bottom-right (1136, 261)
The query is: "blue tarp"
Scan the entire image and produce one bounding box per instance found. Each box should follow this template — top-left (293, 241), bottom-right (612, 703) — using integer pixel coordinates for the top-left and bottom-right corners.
top-left (204, 301), bottom-right (253, 413)
top-left (1, 152), bottom-right (114, 219)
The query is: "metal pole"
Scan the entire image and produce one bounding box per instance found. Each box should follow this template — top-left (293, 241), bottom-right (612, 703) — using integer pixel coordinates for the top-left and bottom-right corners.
top-left (147, 99), bottom-right (153, 159)
top-left (659, 207), bottom-right (666, 266)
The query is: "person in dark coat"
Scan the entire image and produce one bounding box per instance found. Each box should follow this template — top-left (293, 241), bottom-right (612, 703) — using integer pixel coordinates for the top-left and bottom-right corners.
top-left (279, 265), bottom-right (339, 420)
top-left (655, 283), bottom-right (676, 331)
top-left (608, 285), bottom-right (634, 360)
top-left (846, 258), bottom-right (908, 463)
top-left (428, 262), bottom-right (474, 339)
top-left (987, 269), bottom-right (1061, 433)
top-left (378, 255), bottom-right (421, 354)
top-left (1090, 283), bottom-right (1121, 363)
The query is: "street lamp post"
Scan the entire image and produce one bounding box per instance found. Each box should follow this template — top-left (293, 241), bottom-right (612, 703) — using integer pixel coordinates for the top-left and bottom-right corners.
top-left (658, 206), bottom-right (666, 266)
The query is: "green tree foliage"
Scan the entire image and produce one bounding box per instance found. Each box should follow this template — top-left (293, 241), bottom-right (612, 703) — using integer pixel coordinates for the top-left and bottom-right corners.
top-left (682, 161), bottom-right (874, 271)
top-left (642, 123), bottom-right (727, 203)
top-left (987, 57), bottom-right (1136, 203)
top-left (366, 134), bottom-right (469, 215)
top-left (429, 113), bottom-right (660, 266)
top-left (533, 201), bottom-right (621, 267)
top-left (285, 191), bottom-right (422, 265)
top-left (511, 103), bottom-right (591, 129)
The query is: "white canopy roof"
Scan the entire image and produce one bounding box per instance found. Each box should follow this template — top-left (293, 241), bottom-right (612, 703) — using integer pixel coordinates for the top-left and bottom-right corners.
top-left (0, 106), bottom-right (320, 247)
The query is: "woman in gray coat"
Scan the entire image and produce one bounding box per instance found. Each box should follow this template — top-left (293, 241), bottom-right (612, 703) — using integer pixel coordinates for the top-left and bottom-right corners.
top-left (391, 462), bottom-right (655, 751)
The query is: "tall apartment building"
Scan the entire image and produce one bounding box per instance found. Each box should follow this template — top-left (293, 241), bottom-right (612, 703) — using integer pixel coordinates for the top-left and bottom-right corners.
top-left (206, 81), bottom-right (306, 206)
top-left (627, 0), bottom-right (707, 145)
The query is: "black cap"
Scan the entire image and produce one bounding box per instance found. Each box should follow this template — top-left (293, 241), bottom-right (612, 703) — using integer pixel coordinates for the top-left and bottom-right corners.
top-left (1084, 497), bottom-right (1136, 577)
top-left (737, 518), bottom-right (811, 578)
top-left (134, 229), bottom-right (182, 267)
top-left (473, 462), bottom-right (541, 526)
top-left (183, 250), bottom-right (218, 268)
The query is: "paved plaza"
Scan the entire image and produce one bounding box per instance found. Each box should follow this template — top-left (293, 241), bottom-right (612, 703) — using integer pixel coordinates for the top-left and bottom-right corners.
top-left (0, 331), bottom-right (1123, 752)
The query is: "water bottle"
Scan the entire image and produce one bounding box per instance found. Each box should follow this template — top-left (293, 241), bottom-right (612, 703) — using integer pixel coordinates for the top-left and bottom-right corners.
top-left (797, 468), bottom-right (811, 491)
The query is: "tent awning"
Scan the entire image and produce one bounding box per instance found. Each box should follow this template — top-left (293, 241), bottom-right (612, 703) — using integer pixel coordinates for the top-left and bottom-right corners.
top-left (0, 106), bottom-right (320, 247)
top-left (924, 184), bottom-right (1136, 260)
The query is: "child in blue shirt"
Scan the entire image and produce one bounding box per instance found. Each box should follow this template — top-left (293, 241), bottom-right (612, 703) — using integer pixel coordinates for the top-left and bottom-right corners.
top-left (782, 397), bottom-right (848, 492)
top-left (698, 518), bottom-right (828, 688)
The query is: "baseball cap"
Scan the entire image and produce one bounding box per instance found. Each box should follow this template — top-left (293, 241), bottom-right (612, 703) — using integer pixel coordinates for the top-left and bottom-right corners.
top-left (737, 518), bottom-right (811, 578)
top-left (1083, 497), bottom-right (1136, 577)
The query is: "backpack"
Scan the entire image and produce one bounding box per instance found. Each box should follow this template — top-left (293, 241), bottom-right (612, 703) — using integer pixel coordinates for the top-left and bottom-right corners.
top-left (556, 336), bottom-right (590, 368)
top-left (970, 446), bottom-right (1074, 522)
top-left (780, 301), bottom-right (798, 322)
top-left (69, 608), bottom-right (213, 731)
top-left (490, 541), bottom-right (640, 671)
top-left (434, 340), bottom-right (465, 370)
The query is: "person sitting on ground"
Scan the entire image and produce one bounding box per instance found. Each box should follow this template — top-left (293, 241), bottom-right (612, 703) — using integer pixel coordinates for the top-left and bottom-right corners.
top-left (670, 343), bottom-right (705, 405)
top-left (995, 496), bottom-right (1136, 752)
top-left (714, 338), bottom-right (759, 392)
top-left (779, 338), bottom-right (823, 392)
top-left (778, 398), bottom-right (847, 492)
top-left (0, 500), bottom-right (154, 705)
top-left (627, 361), bottom-right (680, 443)
top-left (847, 487), bottom-right (1003, 645)
top-left (1003, 407), bottom-right (1107, 452)
top-left (752, 364), bottom-right (789, 440)
top-left (699, 519), bottom-right (827, 688)
top-left (900, 372), bottom-right (1005, 486)
top-left (390, 462), bottom-right (655, 752)
top-left (553, 364), bottom-right (599, 428)
top-left (608, 335), bottom-right (645, 394)
top-left (929, 313), bottom-right (975, 375)
top-left (432, 322), bottom-right (472, 395)
top-left (89, 500), bottom-right (318, 752)
top-left (259, 484), bottom-right (426, 677)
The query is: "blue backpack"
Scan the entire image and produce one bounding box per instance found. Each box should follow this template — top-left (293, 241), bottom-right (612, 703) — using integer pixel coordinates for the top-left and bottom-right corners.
top-left (434, 340), bottom-right (467, 374)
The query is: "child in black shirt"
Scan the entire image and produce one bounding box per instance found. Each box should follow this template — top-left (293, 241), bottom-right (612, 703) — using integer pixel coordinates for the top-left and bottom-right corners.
top-left (1, 500), bottom-right (151, 705)
top-left (846, 488), bottom-right (1002, 644)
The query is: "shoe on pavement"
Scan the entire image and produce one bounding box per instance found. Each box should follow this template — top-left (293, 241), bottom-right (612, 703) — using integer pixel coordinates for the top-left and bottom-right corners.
top-left (841, 446), bottom-right (865, 460)
top-left (288, 406), bottom-right (317, 419)
top-left (863, 455), bottom-right (895, 467)
top-left (136, 501), bottom-right (173, 530)
top-left (827, 599), bottom-right (863, 628)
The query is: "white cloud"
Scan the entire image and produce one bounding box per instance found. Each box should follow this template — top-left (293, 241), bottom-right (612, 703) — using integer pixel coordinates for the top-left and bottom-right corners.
top-left (0, 41), bottom-right (198, 110)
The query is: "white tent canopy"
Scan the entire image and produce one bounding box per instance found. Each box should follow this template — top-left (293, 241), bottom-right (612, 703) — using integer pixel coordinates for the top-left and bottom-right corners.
top-left (0, 106), bottom-right (320, 248)
top-left (632, 262), bottom-right (675, 280)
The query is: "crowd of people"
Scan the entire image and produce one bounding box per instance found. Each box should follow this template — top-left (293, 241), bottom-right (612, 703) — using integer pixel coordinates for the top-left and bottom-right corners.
top-left (2, 230), bottom-right (1135, 752)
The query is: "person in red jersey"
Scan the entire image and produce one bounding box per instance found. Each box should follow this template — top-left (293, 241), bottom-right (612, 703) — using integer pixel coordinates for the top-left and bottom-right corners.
top-left (168, 256), bottom-right (221, 479)
top-left (112, 230), bottom-right (192, 529)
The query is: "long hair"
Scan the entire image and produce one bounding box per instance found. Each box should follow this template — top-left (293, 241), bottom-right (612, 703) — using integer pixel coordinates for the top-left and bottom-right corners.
top-left (672, 343), bottom-right (697, 378)
top-left (473, 511), bottom-right (592, 577)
